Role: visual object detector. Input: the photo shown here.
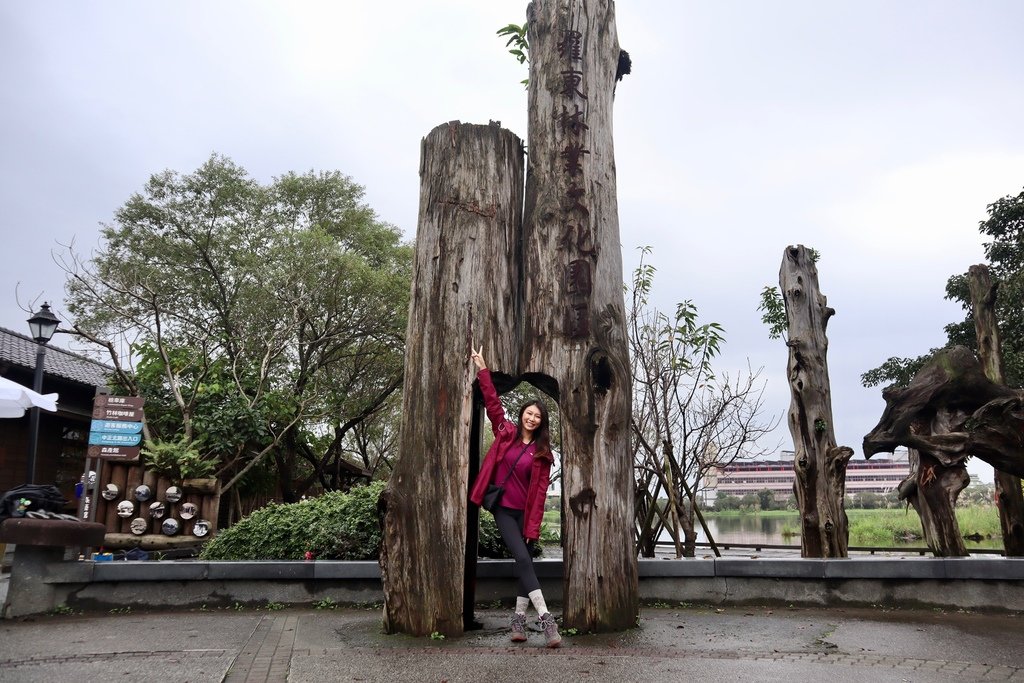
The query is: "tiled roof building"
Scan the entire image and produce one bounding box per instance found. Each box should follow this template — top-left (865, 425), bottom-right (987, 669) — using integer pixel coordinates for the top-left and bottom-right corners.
top-left (0, 326), bottom-right (110, 388)
top-left (0, 325), bottom-right (113, 497)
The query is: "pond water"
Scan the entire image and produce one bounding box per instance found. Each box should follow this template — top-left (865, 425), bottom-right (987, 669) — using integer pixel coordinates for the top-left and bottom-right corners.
top-left (691, 514), bottom-right (794, 545)
top-left (659, 512), bottom-right (1003, 551)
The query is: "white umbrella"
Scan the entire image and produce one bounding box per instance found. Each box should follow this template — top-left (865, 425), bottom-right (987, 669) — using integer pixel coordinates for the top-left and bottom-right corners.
top-left (0, 375), bottom-right (59, 418)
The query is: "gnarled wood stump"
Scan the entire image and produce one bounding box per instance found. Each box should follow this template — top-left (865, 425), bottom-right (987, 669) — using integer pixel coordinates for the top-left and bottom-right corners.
top-left (864, 345), bottom-right (1024, 555)
top-left (779, 245), bottom-right (853, 558)
top-left (864, 346), bottom-right (1024, 476)
top-left (379, 122), bottom-right (524, 637)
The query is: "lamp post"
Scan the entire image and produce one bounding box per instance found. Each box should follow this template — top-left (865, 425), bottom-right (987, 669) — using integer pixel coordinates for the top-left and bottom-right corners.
top-left (26, 302), bottom-right (59, 484)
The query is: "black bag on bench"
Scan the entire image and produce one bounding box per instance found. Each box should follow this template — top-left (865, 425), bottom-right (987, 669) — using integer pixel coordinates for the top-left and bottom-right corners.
top-left (0, 484), bottom-right (68, 521)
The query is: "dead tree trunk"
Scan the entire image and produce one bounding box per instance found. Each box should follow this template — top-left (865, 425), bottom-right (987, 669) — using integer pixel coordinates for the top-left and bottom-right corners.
top-left (863, 345), bottom-right (1024, 554)
top-left (779, 245), bottom-right (854, 558)
top-left (520, 0), bottom-right (638, 631)
top-left (968, 264), bottom-right (1024, 556)
top-left (380, 121), bottom-right (524, 637)
top-left (897, 448), bottom-right (969, 556)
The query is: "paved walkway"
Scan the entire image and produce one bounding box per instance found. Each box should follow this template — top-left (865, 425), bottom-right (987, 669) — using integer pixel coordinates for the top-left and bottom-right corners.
top-left (1, 603), bottom-right (1022, 682)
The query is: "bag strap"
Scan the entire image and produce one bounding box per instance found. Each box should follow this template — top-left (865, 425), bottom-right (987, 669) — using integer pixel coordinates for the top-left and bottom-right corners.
top-left (496, 440), bottom-right (533, 488)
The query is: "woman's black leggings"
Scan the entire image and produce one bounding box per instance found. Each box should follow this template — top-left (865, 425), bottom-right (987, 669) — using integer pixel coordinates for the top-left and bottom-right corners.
top-left (492, 505), bottom-right (541, 596)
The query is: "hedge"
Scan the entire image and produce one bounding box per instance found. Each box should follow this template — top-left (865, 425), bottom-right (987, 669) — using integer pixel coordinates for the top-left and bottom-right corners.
top-left (200, 482), bottom-right (384, 561)
top-left (199, 480), bottom-right (548, 561)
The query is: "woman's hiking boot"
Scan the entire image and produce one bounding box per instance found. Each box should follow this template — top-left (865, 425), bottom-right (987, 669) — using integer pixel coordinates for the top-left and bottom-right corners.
top-left (510, 612), bottom-right (528, 642)
top-left (539, 612), bottom-right (561, 648)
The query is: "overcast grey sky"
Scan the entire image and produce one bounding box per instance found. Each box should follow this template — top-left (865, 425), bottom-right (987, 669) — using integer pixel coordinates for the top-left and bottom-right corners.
top-left (3, 1), bottom-right (1022, 482)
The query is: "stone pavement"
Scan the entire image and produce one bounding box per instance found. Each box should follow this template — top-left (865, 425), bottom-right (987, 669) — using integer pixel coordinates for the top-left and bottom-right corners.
top-left (1, 603), bottom-right (1022, 682)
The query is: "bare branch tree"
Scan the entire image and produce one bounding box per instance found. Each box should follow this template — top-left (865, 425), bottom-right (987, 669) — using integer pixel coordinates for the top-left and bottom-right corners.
top-left (628, 247), bottom-right (780, 557)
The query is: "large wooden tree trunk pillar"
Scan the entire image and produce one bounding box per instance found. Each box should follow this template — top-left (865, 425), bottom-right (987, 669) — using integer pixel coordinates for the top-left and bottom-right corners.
top-left (968, 264), bottom-right (1024, 556)
top-left (779, 245), bottom-right (854, 558)
top-left (380, 121), bottom-right (524, 637)
top-left (520, 0), bottom-right (638, 631)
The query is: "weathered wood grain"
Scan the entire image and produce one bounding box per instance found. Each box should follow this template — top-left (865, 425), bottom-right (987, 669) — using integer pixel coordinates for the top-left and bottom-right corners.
top-left (780, 245), bottom-right (853, 558)
top-left (380, 121), bottom-right (524, 636)
top-left (521, 0), bottom-right (638, 631)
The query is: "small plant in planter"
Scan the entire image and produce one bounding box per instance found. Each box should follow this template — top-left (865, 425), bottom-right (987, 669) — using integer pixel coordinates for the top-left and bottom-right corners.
top-left (141, 437), bottom-right (217, 487)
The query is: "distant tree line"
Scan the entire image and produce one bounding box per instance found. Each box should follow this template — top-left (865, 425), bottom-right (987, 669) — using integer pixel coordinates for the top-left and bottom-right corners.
top-left (708, 483), bottom-right (996, 512)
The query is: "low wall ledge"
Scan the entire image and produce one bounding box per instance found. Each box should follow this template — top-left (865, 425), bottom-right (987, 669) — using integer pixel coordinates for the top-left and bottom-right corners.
top-left (38, 556), bottom-right (1024, 583)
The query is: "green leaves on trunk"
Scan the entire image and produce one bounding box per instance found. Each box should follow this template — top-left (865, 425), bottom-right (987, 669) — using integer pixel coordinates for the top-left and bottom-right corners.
top-left (757, 286), bottom-right (787, 342)
top-left (758, 247), bottom-right (818, 343)
top-left (497, 23), bottom-right (529, 88)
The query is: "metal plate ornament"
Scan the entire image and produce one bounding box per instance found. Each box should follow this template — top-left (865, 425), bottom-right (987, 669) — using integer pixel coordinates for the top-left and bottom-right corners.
top-left (165, 486), bottom-right (182, 503)
top-left (116, 500), bottom-right (134, 518)
top-left (179, 502), bottom-right (198, 520)
top-left (192, 519), bottom-right (210, 537)
top-left (161, 518), bottom-right (179, 535)
top-left (134, 484), bottom-right (152, 502)
top-left (101, 484), bottom-right (119, 501)
top-left (148, 501), bottom-right (165, 518)
top-left (129, 517), bottom-right (147, 535)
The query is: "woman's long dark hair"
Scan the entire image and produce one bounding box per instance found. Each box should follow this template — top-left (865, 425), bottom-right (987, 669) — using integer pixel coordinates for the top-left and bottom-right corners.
top-left (517, 399), bottom-right (551, 458)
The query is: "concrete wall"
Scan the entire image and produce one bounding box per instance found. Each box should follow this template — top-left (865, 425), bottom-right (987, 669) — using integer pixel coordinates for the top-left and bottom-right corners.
top-left (24, 557), bottom-right (1024, 617)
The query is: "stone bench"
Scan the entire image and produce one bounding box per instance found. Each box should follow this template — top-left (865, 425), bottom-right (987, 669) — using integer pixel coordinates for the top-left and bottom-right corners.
top-left (1, 517), bottom-right (106, 618)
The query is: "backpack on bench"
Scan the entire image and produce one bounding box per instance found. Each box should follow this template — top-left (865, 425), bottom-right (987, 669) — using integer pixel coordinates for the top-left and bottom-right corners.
top-left (0, 484), bottom-right (68, 521)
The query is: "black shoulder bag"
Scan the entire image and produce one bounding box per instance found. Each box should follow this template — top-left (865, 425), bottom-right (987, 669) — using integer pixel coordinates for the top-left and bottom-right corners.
top-left (482, 441), bottom-right (533, 512)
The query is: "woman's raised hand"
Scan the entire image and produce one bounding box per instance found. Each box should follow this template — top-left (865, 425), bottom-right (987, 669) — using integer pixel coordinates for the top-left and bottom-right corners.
top-left (470, 345), bottom-right (487, 370)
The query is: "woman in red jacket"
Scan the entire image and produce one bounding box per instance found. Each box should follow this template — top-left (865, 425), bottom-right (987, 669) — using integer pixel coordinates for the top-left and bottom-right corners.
top-left (469, 347), bottom-right (561, 648)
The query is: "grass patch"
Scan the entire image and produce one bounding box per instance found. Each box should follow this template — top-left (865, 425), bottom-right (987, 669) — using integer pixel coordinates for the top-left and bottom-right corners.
top-left (843, 508), bottom-right (999, 545)
top-left (705, 507), bottom-right (1001, 546)
top-left (954, 506), bottom-right (1003, 538)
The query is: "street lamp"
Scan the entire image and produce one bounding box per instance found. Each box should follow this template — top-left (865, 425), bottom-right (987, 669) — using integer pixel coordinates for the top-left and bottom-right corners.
top-left (26, 302), bottom-right (59, 484)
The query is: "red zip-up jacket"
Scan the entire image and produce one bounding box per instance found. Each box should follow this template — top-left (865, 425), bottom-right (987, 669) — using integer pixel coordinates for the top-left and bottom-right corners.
top-left (468, 368), bottom-right (553, 541)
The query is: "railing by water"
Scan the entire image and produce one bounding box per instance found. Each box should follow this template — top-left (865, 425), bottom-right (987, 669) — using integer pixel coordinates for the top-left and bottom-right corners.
top-left (658, 541), bottom-right (1006, 556)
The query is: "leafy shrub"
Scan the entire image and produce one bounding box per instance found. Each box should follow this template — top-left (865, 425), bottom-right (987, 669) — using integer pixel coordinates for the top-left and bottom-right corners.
top-left (478, 510), bottom-right (543, 559)
top-left (200, 482), bottom-right (384, 560)
top-left (142, 437), bottom-right (217, 481)
top-left (539, 511), bottom-right (561, 545)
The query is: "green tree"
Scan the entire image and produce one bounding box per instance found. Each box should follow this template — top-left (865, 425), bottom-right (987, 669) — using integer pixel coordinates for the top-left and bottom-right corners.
top-left (756, 488), bottom-right (776, 512)
top-left (60, 155), bottom-right (412, 504)
top-left (848, 491), bottom-right (881, 510)
top-left (714, 494), bottom-right (741, 511)
top-left (958, 483), bottom-right (996, 507)
top-left (862, 187), bottom-right (1024, 389)
top-left (740, 493), bottom-right (759, 511)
